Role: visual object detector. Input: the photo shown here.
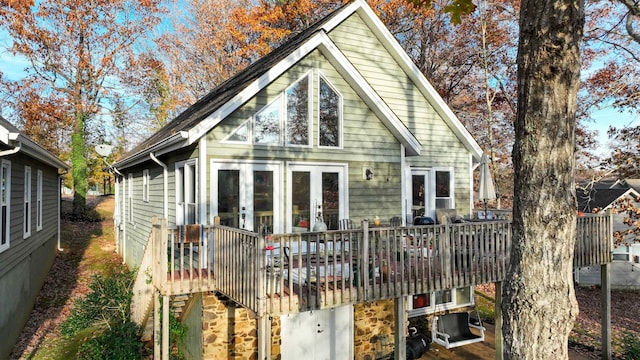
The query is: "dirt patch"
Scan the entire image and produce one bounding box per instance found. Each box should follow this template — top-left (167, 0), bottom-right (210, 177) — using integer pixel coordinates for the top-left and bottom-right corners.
top-left (10, 196), bottom-right (123, 359)
top-left (476, 283), bottom-right (639, 359)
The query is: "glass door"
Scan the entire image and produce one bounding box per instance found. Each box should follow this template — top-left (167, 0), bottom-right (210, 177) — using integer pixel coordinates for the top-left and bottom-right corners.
top-left (409, 168), bottom-right (454, 220)
top-left (287, 164), bottom-right (346, 232)
top-left (176, 160), bottom-right (197, 225)
top-left (211, 161), bottom-right (281, 234)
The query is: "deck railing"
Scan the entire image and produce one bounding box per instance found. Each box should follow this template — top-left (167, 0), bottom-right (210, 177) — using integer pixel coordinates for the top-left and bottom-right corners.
top-left (150, 213), bottom-right (611, 316)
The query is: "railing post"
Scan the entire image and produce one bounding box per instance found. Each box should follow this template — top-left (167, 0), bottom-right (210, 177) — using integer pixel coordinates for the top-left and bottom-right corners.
top-left (257, 231), bottom-right (267, 317)
top-left (362, 219), bottom-right (370, 301)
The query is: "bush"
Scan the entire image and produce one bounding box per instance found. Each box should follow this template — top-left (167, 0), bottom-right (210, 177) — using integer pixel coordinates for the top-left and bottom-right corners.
top-left (60, 269), bottom-right (145, 359)
top-left (622, 331), bottom-right (640, 360)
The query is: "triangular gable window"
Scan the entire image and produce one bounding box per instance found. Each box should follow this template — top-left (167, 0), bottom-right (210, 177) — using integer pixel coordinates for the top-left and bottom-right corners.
top-left (285, 73), bottom-right (310, 146)
top-left (225, 119), bottom-right (251, 143)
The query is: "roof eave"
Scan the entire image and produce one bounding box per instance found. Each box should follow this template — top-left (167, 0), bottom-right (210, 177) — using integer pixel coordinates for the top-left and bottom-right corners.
top-left (113, 131), bottom-right (189, 170)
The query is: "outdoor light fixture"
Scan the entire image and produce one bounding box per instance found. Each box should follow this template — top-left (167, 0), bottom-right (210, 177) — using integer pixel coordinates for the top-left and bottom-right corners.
top-left (363, 167), bottom-right (374, 181)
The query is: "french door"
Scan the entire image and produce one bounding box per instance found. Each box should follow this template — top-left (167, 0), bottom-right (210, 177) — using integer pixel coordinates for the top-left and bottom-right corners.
top-left (211, 161), bottom-right (282, 234)
top-left (287, 164), bottom-right (347, 232)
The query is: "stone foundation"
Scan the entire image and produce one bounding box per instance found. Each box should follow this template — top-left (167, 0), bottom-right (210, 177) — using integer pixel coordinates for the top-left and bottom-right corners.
top-left (201, 294), bottom-right (400, 359)
top-left (353, 299), bottom-right (397, 360)
top-left (201, 293), bottom-right (282, 359)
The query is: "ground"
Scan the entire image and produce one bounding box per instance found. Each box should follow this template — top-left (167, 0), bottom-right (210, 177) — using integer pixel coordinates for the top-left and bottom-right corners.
top-left (9, 196), bottom-right (640, 359)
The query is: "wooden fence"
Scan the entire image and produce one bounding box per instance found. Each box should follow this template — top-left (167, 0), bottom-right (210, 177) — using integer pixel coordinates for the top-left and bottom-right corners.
top-left (150, 213), bottom-right (611, 316)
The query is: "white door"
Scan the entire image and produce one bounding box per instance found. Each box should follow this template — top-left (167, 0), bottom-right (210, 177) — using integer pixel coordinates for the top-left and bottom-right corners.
top-left (287, 163), bottom-right (347, 232)
top-left (211, 161), bottom-right (282, 234)
top-left (408, 168), bottom-right (454, 220)
top-left (281, 306), bottom-right (354, 360)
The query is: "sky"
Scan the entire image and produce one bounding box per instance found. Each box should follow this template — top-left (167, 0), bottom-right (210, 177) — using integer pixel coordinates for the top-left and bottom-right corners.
top-left (0, 29), bottom-right (637, 159)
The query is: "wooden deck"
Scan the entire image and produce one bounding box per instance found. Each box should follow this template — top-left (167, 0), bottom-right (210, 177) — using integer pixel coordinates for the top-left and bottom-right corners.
top-left (149, 214), bottom-right (612, 317)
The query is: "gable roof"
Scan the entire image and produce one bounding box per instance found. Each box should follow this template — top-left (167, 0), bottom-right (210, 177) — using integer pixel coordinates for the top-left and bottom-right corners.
top-left (114, 0), bottom-right (482, 169)
top-left (0, 116), bottom-right (69, 171)
top-left (576, 187), bottom-right (640, 213)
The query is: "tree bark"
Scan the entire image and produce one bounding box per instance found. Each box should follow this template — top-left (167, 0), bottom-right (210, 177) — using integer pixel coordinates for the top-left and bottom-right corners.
top-left (503, 1), bottom-right (584, 359)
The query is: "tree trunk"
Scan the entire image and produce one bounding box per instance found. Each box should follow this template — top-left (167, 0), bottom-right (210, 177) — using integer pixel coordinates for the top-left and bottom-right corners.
top-left (72, 111), bottom-right (88, 215)
top-left (503, 1), bottom-right (584, 359)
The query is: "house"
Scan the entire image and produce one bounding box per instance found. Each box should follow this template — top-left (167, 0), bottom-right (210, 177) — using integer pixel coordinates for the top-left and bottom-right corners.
top-left (576, 181), bottom-right (640, 288)
top-left (110, 1), bottom-right (611, 359)
top-left (0, 116), bottom-right (68, 359)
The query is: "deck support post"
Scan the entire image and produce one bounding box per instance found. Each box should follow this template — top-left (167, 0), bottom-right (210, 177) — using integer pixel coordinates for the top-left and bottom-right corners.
top-left (393, 296), bottom-right (406, 360)
top-left (600, 263), bottom-right (611, 360)
top-left (154, 291), bottom-right (161, 359)
top-left (258, 315), bottom-right (271, 360)
top-left (162, 294), bottom-right (170, 360)
top-left (495, 281), bottom-right (503, 360)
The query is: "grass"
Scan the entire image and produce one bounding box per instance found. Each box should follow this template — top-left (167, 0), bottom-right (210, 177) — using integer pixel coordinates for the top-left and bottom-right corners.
top-left (11, 196), bottom-right (124, 360)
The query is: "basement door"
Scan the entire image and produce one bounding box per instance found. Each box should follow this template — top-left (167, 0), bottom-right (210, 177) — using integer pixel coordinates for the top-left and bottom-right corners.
top-left (280, 306), bottom-right (353, 360)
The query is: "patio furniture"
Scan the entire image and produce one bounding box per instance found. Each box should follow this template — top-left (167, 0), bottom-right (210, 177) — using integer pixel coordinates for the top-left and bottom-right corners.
top-left (431, 311), bottom-right (485, 349)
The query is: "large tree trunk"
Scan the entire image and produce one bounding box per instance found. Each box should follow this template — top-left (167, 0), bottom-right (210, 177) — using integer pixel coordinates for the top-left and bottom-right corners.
top-left (72, 111), bottom-right (88, 216)
top-left (503, 1), bottom-right (584, 359)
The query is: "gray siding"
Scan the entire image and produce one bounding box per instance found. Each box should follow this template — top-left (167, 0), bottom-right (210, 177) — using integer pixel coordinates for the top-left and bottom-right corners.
top-left (205, 51), bottom-right (405, 222)
top-left (120, 146), bottom-right (198, 268)
top-left (0, 152), bottom-right (60, 359)
top-left (329, 13), bottom-right (473, 214)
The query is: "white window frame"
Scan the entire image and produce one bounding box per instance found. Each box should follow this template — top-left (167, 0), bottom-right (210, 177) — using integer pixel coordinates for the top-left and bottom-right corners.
top-left (128, 173), bottom-right (133, 224)
top-left (142, 169), bottom-right (149, 202)
top-left (408, 167), bottom-right (456, 219)
top-left (434, 168), bottom-right (455, 210)
top-left (285, 71), bottom-right (312, 148)
top-left (317, 72), bottom-right (343, 149)
top-left (176, 160), bottom-right (198, 225)
top-left (210, 160), bottom-right (282, 233)
top-left (285, 162), bottom-right (348, 232)
top-left (24, 166), bottom-right (31, 239)
top-left (407, 287), bottom-right (474, 317)
top-left (221, 71), bottom-right (313, 148)
top-left (1, 160), bottom-right (11, 253)
top-left (36, 169), bottom-right (43, 231)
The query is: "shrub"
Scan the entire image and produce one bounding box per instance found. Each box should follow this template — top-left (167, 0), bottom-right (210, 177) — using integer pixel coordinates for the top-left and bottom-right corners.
top-left (60, 269), bottom-right (145, 359)
top-left (622, 331), bottom-right (640, 360)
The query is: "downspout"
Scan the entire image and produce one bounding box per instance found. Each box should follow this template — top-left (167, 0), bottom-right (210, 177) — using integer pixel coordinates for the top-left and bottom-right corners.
top-left (111, 166), bottom-right (123, 258)
top-left (58, 175), bottom-right (64, 251)
top-left (150, 152), bottom-right (168, 219)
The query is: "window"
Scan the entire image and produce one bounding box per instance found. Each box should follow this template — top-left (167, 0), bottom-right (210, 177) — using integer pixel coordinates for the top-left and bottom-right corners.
top-left (408, 287), bottom-right (474, 317)
top-left (225, 72), bottom-right (315, 147)
top-left (24, 166), bottom-right (31, 238)
top-left (435, 170), bottom-right (453, 209)
top-left (128, 173), bottom-right (133, 223)
top-left (36, 170), bottom-right (42, 231)
top-left (319, 75), bottom-right (341, 147)
top-left (1, 160), bottom-right (10, 252)
top-left (254, 98), bottom-right (282, 145)
top-left (285, 74), bottom-right (310, 146)
top-left (142, 169), bottom-right (149, 202)
top-left (176, 161), bottom-right (197, 225)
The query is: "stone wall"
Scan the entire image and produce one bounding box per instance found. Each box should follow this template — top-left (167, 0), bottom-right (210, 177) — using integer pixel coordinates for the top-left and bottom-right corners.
top-left (200, 293), bottom-right (402, 359)
top-left (202, 293), bottom-right (258, 359)
top-left (353, 299), bottom-right (397, 360)
top-left (200, 293), bottom-right (282, 359)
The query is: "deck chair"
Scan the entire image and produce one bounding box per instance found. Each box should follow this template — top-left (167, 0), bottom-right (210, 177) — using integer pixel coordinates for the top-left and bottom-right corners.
top-left (338, 218), bottom-right (355, 230)
top-left (431, 311), bottom-right (485, 349)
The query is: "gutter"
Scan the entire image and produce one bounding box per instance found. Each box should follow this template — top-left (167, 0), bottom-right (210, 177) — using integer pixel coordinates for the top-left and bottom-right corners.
top-left (150, 152), bottom-right (169, 219)
top-left (0, 141), bottom-right (21, 157)
top-left (114, 132), bottom-right (187, 170)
